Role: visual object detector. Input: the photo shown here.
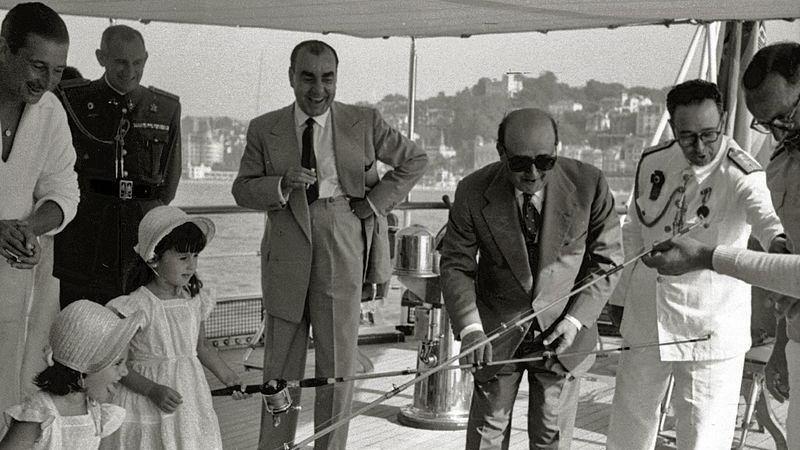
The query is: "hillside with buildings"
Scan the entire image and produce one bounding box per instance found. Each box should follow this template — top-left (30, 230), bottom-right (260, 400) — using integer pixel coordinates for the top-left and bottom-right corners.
top-left (180, 72), bottom-right (670, 190)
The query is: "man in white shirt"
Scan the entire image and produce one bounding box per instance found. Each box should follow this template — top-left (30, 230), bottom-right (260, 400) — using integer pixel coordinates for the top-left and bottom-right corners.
top-left (0, 2), bottom-right (79, 414)
top-left (440, 108), bottom-right (623, 449)
top-left (606, 79), bottom-right (784, 450)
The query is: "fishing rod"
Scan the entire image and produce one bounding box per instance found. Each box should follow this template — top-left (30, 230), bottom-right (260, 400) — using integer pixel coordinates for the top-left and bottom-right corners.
top-left (275, 213), bottom-right (709, 450)
top-left (210, 334), bottom-right (710, 396)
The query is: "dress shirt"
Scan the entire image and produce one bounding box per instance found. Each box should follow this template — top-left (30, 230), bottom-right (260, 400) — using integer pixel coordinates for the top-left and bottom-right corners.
top-left (278, 104), bottom-right (343, 202)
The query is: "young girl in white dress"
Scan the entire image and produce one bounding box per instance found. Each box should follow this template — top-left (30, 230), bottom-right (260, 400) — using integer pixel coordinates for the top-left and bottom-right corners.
top-left (0, 300), bottom-right (143, 450)
top-left (100, 206), bottom-right (248, 450)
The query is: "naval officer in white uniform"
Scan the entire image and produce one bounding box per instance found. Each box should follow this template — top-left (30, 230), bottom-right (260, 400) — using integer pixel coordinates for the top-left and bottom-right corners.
top-left (606, 79), bottom-right (785, 450)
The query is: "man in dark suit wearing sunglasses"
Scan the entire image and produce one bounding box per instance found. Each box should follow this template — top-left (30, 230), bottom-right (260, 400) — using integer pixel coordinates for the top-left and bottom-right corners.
top-left (440, 108), bottom-right (624, 449)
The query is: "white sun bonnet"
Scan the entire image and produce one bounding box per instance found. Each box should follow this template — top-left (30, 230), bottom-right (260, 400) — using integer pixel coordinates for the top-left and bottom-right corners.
top-left (133, 206), bottom-right (215, 263)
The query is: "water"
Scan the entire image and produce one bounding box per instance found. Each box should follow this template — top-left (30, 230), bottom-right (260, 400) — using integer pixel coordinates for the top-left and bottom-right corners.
top-left (172, 177), bottom-right (632, 299)
top-left (171, 180), bottom-right (457, 298)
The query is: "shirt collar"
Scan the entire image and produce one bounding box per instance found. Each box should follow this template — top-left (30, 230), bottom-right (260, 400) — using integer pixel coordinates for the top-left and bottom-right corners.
top-left (515, 187), bottom-right (544, 209)
top-left (688, 134), bottom-right (728, 183)
top-left (293, 103), bottom-right (330, 130)
top-left (103, 74), bottom-right (128, 96)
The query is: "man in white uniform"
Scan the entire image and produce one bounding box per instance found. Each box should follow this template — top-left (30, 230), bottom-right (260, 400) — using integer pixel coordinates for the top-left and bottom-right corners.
top-left (606, 79), bottom-right (784, 450)
top-left (0, 3), bottom-right (79, 413)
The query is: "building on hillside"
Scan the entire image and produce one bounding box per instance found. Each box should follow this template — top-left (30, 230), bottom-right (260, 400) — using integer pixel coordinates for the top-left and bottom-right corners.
top-left (636, 103), bottom-right (664, 137)
top-left (586, 111), bottom-right (611, 133)
top-left (474, 73), bottom-right (524, 98)
top-left (548, 100), bottom-right (584, 117)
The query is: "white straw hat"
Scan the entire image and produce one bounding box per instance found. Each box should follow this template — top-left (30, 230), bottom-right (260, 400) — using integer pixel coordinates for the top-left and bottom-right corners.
top-left (134, 206), bottom-right (215, 263)
top-left (50, 300), bottom-right (144, 374)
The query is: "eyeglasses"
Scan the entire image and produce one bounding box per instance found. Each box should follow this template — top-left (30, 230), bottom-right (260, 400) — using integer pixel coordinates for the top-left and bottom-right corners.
top-left (750, 93), bottom-right (800, 135)
top-left (506, 154), bottom-right (557, 172)
top-left (675, 122), bottom-right (723, 148)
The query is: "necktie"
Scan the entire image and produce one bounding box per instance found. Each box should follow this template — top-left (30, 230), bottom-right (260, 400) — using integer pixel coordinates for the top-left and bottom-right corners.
top-left (302, 117), bottom-right (318, 204)
top-left (522, 193), bottom-right (540, 243)
top-left (521, 193), bottom-right (541, 278)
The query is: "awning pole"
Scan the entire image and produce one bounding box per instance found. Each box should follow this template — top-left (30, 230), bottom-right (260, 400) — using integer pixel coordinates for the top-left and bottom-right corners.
top-left (650, 25), bottom-right (704, 146)
top-left (404, 37), bottom-right (418, 228)
top-left (725, 22), bottom-right (743, 137)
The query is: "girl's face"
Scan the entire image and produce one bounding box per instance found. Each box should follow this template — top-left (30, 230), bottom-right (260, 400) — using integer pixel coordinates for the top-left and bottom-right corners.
top-left (84, 356), bottom-right (128, 403)
top-left (153, 249), bottom-right (200, 290)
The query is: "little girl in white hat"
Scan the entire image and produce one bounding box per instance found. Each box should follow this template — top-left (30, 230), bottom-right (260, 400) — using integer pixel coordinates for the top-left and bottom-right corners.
top-left (100, 206), bottom-right (247, 450)
top-left (0, 300), bottom-right (144, 449)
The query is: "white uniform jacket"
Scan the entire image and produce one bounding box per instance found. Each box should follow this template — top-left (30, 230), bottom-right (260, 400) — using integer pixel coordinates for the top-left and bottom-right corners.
top-left (612, 136), bottom-right (783, 361)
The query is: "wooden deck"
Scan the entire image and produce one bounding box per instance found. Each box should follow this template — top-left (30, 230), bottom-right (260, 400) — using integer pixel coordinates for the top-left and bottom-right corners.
top-left (208, 336), bottom-right (789, 450)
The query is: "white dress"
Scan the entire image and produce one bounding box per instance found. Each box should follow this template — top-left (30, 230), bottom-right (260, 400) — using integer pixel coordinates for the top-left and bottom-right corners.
top-left (0, 91), bottom-right (79, 414)
top-left (100, 286), bottom-right (223, 450)
top-left (2, 391), bottom-right (125, 450)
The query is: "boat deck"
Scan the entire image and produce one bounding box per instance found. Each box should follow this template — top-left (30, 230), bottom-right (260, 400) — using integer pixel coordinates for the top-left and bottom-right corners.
top-left (209, 335), bottom-right (788, 450)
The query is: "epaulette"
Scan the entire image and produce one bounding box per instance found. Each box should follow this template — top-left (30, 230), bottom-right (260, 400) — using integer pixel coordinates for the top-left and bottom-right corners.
top-left (641, 139), bottom-right (675, 158)
top-left (58, 77), bottom-right (90, 89)
top-left (727, 147), bottom-right (762, 174)
top-left (147, 85), bottom-right (179, 102)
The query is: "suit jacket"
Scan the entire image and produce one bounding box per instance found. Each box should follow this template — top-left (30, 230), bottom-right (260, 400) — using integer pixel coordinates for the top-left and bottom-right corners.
top-left (440, 158), bottom-right (623, 378)
top-left (232, 102), bottom-right (427, 323)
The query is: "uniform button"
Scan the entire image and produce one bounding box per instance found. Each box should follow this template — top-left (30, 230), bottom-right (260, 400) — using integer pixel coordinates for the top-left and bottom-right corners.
top-left (123, 171), bottom-right (129, 177)
top-left (83, 154), bottom-right (89, 160)
top-left (122, 150), bottom-right (127, 156)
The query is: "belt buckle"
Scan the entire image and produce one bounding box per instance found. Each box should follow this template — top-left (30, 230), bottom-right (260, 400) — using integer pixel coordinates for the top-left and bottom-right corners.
top-left (119, 180), bottom-right (133, 200)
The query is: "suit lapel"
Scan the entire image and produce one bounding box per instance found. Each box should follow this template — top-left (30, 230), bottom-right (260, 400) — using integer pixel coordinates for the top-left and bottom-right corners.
top-left (331, 103), bottom-right (364, 197)
top-left (534, 165), bottom-right (577, 300)
top-left (269, 105), bottom-right (311, 241)
top-left (482, 168), bottom-right (533, 292)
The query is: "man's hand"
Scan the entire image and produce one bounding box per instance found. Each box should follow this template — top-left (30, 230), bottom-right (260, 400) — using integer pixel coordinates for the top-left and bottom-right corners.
top-left (0, 220), bottom-right (39, 269)
top-left (765, 350), bottom-right (790, 403)
top-left (460, 330), bottom-right (492, 371)
top-left (349, 197), bottom-right (374, 219)
top-left (641, 235), bottom-right (714, 276)
top-left (280, 167), bottom-right (317, 197)
top-left (543, 319), bottom-right (579, 354)
top-left (147, 384), bottom-right (183, 413)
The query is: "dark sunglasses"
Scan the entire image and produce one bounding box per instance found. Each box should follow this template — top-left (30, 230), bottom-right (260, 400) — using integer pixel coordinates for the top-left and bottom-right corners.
top-left (506, 154), bottom-right (557, 172)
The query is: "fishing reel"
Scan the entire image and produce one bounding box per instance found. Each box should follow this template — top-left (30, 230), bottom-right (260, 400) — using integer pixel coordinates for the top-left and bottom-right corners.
top-left (210, 378), bottom-right (300, 427)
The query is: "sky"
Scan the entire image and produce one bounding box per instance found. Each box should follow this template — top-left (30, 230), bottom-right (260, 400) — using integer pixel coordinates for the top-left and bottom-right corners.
top-left (7, 12), bottom-right (800, 120)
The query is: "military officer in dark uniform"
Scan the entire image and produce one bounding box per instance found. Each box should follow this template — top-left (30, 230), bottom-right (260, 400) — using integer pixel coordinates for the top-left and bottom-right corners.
top-left (54, 25), bottom-right (181, 306)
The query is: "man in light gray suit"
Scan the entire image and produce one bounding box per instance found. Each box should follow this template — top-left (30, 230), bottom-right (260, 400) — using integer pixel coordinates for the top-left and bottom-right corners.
top-left (232, 40), bottom-right (427, 450)
top-left (440, 108), bottom-right (623, 449)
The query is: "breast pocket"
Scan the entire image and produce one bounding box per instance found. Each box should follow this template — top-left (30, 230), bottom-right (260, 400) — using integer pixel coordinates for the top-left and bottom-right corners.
top-left (132, 130), bottom-right (170, 184)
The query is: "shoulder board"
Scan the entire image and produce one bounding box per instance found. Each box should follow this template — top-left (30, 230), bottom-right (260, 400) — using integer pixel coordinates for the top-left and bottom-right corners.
top-left (727, 147), bottom-right (762, 174)
top-left (58, 78), bottom-right (90, 89)
top-left (641, 139), bottom-right (674, 158)
top-left (147, 85), bottom-right (179, 101)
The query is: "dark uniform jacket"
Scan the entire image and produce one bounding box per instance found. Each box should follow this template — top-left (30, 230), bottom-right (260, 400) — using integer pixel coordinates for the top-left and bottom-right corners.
top-left (54, 78), bottom-right (181, 303)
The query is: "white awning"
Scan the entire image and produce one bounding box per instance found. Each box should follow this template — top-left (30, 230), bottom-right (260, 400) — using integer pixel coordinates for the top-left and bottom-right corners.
top-left (2, 0), bottom-right (797, 38)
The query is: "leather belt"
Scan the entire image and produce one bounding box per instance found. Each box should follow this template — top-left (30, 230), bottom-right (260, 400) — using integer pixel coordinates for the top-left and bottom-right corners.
top-left (88, 179), bottom-right (156, 200)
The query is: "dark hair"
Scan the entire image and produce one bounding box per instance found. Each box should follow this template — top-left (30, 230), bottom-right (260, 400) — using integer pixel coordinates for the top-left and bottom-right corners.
top-left (100, 25), bottom-right (145, 51)
top-left (666, 79), bottom-right (724, 117)
top-left (290, 40), bottom-right (339, 70)
top-left (743, 42), bottom-right (800, 90)
top-left (34, 362), bottom-right (83, 396)
top-left (61, 65), bottom-right (82, 81)
top-left (124, 222), bottom-right (207, 297)
top-left (496, 113), bottom-right (559, 153)
top-left (1, 2), bottom-right (69, 54)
